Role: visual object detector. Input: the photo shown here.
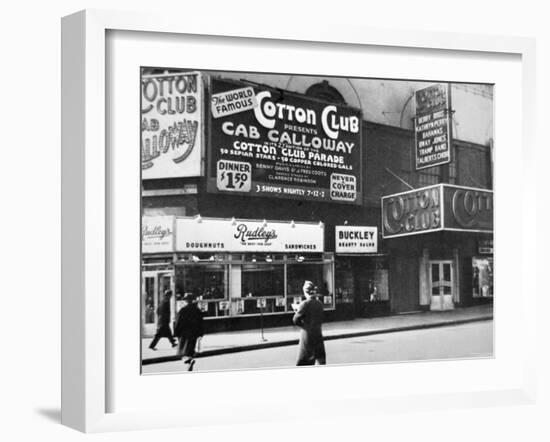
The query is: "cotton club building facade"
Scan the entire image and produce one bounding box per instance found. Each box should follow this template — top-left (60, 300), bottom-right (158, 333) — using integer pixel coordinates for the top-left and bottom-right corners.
top-left (140, 69), bottom-right (494, 335)
top-left (381, 183), bottom-right (493, 313)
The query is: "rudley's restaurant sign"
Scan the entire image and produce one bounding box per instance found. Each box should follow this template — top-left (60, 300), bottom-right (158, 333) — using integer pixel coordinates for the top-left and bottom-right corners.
top-left (381, 184), bottom-right (493, 238)
top-left (141, 72), bottom-right (203, 179)
top-left (207, 78), bottom-right (362, 204)
top-left (142, 216), bottom-right (175, 253)
top-left (175, 217), bottom-right (324, 252)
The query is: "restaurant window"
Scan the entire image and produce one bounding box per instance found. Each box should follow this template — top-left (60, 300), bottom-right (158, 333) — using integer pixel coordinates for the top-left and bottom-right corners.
top-left (175, 253), bottom-right (336, 318)
top-left (178, 264), bottom-right (226, 300)
top-left (286, 256), bottom-right (334, 310)
top-left (239, 261), bottom-right (286, 315)
top-left (241, 262), bottom-right (284, 297)
top-left (287, 262), bottom-right (323, 296)
top-left (472, 257), bottom-right (493, 298)
top-left (175, 262), bottom-right (229, 317)
top-left (239, 296), bottom-right (287, 315)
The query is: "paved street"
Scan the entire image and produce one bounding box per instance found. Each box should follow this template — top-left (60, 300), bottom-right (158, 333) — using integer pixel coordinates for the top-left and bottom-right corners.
top-left (142, 320), bottom-right (493, 374)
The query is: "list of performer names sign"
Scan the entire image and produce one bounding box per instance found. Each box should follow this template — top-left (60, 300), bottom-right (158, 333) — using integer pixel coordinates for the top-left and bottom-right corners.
top-left (415, 84), bottom-right (451, 170)
top-left (208, 78), bottom-right (362, 204)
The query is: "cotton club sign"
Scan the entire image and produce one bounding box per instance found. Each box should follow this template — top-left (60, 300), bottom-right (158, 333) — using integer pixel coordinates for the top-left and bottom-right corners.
top-left (381, 184), bottom-right (493, 238)
top-left (207, 78), bottom-right (362, 204)
top-left (141, 71), bottom-right (203, 179)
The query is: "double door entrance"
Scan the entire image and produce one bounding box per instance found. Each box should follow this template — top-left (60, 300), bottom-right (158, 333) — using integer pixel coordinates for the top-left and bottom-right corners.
top-left (142, 270), bottom-right (174, 336)
top-left (429, 260), bottom-right (454, 311)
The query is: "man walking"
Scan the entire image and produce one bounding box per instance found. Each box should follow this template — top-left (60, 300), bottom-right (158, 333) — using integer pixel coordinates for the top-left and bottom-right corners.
top-left (174, 293), bottom-right (204, 371)
top-left (149, 289), bottom-right (177, 350)
top-left (293, 280), bottom-right (326, 366)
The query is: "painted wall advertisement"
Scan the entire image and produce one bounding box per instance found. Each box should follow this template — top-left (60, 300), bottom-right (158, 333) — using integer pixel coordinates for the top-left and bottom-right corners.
top-left (381, 184), bottom-right (493, 238)
top-left (142, 216), bottom-right (175, 253)
top-left (415, 83), bottom-right (451, 170)
top-left (141, 71), bottom-right (203, 179)
top-left (207, 78), bottom-right (362, 204)
top-left (335, 226), bottom-right (378, 253)
top-left (175, 217), bottom-right (324, 252)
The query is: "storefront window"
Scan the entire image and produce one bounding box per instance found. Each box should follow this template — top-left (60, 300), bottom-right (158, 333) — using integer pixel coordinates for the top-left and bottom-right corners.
top-left (240, 262), bottom-right (285, 314)
top-left (196, 300), bottom-right (231, 317)
top-left (176, 264), bottom-right (227, 300)
top-left (357, 258), bottom-right (389, 303)
top-left (240, 296), bottom-right (287, 315)
top-left (287, 262), bottom-right (323, 297)
top-left (472, 257), bottom-right (493, 298)
top-left (241, 263), bottom-right (284, 297)
top-left (335, 259), bottom-right (354, 304)
top-left (365, 268), bottom-right (389, 302)
top-left (321, 257), bottom-right (335, 308)
top-left (173, 253), bottom-right (335, 318)
top-left (143, 277), bottom-right (155, 324)
top-left (286, 258), bottom-right (334, 310)
top-left (287, 263), bottom-right (323, 297)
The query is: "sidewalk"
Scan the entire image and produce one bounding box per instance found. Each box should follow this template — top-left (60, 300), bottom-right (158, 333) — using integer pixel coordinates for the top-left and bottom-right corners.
top-left (142, 304), bottom-right (493, 365)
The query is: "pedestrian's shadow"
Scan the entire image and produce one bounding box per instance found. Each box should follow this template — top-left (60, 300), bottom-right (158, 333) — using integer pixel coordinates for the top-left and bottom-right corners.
top-left (35, 408), bottom-right (61, 423)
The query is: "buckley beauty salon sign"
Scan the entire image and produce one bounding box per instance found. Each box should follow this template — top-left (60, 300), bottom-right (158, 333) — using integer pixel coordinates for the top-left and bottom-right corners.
top-left (175, 217), bottom-right (324, 252)
top-left (381, 184), bottom-right (493, 238)
top-left (142, 216), bottom-right (175, 253)
top-left (141, 72), bottom-right (203, 179)
top-left (335, 226), bottom-right (378, 253)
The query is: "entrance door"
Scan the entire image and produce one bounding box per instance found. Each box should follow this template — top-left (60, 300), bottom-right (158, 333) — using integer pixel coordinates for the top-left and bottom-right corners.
top-left (142, 271), bottom-right (174, 336)
top-left (429, 260), bottom-right (454, 311)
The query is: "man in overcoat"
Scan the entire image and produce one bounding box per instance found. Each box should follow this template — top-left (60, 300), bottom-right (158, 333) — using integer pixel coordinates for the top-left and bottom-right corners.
top-left (174, 293), bottom-right (204, 371)
top-left (293, 280), bottom-right (326, 366)
top-left (149, 289), bottom-right (177, 350)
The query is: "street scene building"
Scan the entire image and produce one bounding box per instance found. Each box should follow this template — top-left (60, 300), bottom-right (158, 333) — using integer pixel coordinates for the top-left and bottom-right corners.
top-left (141, 68), bottom-right (493, 371)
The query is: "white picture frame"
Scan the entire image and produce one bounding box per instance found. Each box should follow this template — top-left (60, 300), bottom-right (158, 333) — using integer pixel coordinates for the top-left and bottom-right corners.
top-left (61, 9), bottom-right (537, 433)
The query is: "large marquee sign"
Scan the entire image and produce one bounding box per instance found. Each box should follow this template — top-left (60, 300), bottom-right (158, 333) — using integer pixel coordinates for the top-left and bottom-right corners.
top-left (414, 83), bottom-right (452, 170)
top-left (381, 184), bottom-right (493, 238)
top-left (207, 78), bottom-right (362, 204)
top-left (141, 71), bottom-right (203, 179)
top-left (175, 217), bottom-right (324, 252)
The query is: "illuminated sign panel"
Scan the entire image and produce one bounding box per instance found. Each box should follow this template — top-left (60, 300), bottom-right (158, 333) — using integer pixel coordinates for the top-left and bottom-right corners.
top-left (381, 184), bottom-right (493, 238)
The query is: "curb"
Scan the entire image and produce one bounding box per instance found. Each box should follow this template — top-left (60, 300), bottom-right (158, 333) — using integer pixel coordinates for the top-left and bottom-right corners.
top-left (142, 315), bottom-right (492, 365)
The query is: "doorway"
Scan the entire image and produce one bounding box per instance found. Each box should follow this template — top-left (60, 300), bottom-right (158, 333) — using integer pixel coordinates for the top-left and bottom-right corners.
top-left (429, 260), bottom-right (454, 311)
top-left (142, 270), bottom-right (173, 336)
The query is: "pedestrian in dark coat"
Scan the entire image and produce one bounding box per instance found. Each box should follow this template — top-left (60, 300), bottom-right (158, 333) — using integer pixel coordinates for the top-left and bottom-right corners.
top-left (174, 293), bottom-right (204, 371)
top-left (293, 280), bottom-right (326, 366)
top-left (149, 289), bottom-right (177, 350)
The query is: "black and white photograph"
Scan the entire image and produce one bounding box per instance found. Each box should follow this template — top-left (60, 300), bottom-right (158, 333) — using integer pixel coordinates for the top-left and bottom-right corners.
top-left (140, 68), bottom-right (494, 374)
top-left (3, 0), bottom-right (548, 439)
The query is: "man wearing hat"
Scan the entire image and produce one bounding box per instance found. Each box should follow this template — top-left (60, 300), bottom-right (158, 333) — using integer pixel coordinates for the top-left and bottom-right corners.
top-left (149, 289), bottom-right (177, 350)
top-left (174, 292), bottom-right (205, 371)
top-left (293, 280), bottom-right (326, 366)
